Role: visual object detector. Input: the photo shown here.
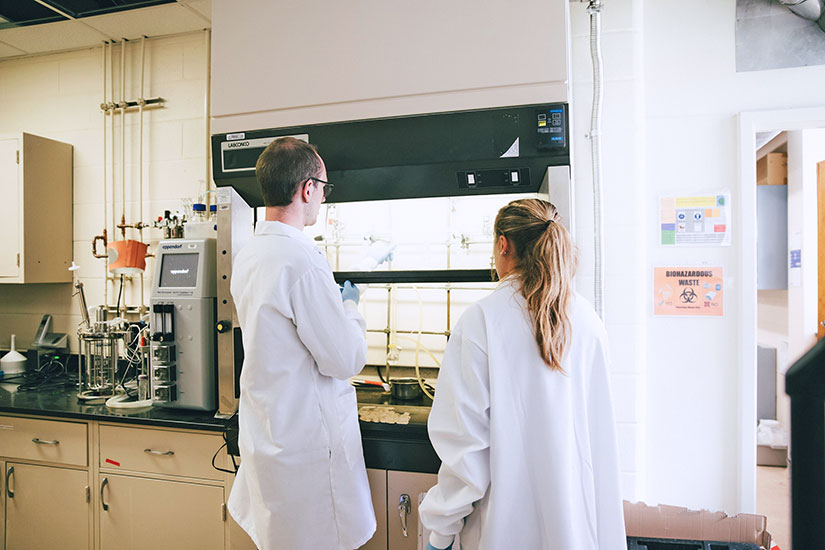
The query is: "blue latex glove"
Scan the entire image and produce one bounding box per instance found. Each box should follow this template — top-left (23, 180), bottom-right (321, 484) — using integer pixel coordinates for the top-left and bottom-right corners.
top-left (340, 280), bottom-right (360, 304)
top-left (367, 242), bottom-right (396, 266)
top-left (426, 542), bottom-right (453, 550)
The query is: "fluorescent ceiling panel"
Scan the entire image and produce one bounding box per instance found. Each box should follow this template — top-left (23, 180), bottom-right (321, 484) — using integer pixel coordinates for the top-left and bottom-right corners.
top-left (82, 4), bottom-right (207, 39)
top-left (180, 0), bottom-right (210, 22)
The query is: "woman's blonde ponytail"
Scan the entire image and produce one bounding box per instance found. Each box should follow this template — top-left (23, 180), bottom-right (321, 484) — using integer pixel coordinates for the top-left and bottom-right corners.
top-left (494, 199), bottom-right (577, 371)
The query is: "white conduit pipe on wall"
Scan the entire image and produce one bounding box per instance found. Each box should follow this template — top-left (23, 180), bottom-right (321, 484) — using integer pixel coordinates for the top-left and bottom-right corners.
top-left (587, 0), bottom-right (605, 320)
top-left (139, 36), bottom-right (146, 311)
top-left (204, 29), bottom-right (212, 198)
top-left (102, 41), bottom-right (109, 308)
top-left (110, 40), bottom-right (116, 259)
top-left (120, 38), bottom-right (127, 242)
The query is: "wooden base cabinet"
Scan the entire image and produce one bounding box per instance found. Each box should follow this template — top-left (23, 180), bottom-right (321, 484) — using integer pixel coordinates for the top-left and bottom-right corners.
top-left (98, 474), bottom-right (225, 550)
top-left (359, 468), bottom-right (389, 550)
top-left (4, 463), bottom-right (91, 550)
top-left (360, 469), bottom-right (437, 550)
top-left (0, 460), bottom-right (4, 550)
top-left (388, 471), bottom-right (437, 550)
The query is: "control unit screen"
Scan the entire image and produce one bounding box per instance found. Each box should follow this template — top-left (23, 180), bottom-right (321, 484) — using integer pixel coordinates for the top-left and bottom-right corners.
top-left (160, 253), bottom-right (199, 287)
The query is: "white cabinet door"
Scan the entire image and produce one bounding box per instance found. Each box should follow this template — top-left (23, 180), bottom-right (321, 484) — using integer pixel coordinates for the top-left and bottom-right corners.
top-left (5, 463), bottom-right (91, 550)
top-left (0, 139), bottom-right (19, 278)
top-left (99, 474), bottom-right (224, 550)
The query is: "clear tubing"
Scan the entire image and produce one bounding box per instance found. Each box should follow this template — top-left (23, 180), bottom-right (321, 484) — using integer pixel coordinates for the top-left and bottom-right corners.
top-left (411, 286), bottom-right (435, 399)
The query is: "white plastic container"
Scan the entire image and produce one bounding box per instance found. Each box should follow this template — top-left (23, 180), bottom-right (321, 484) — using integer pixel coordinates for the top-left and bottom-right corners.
top-left (1, 334), bottom-right (27, 376)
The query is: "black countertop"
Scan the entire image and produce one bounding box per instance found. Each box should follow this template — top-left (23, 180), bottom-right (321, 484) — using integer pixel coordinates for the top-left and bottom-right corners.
top-left (0, 381), bottom-right (228, 432)
top-left (0, 382), bottom-right (441, 472)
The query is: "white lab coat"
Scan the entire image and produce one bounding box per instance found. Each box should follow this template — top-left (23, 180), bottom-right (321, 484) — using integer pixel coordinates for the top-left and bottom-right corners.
top-left (227, 221), bottom-right (375, 550)
top-left (419, 279), bottom-right (626, 550)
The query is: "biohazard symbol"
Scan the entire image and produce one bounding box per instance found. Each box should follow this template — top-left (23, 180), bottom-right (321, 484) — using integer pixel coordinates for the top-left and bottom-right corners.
top-left (680, 287), bottom-right (697, 304)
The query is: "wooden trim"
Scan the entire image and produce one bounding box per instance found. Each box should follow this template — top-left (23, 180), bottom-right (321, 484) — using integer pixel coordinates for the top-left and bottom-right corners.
top-left (818, 161), bottom-right (825, 340)
top-left (756, 131), bottom-right (788, 161)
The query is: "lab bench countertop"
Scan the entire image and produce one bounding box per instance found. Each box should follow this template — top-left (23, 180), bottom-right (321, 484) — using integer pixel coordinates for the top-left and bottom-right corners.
top-left (0, 381), bottom-right (228, 432)
top-left (0, 382), bottom-right (441, 472)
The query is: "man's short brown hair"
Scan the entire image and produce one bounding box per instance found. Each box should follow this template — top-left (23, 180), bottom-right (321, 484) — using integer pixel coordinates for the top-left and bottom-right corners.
top-left (256, 137), bottom-right (322, 207)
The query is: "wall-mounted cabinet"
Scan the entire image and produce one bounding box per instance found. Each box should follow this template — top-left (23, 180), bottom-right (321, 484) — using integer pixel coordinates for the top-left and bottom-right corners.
top-left (0, 132), bottom-right (73, 284)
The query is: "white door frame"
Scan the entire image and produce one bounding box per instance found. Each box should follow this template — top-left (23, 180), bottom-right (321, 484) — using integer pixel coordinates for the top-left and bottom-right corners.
top-left (736, 106), bottom-right (825, 512)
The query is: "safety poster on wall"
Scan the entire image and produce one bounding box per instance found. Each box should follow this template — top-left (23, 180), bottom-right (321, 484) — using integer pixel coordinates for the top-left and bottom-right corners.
top-left (659, 193), bottom-right (731, 246)
top-left (654, 267), bottom-right (724, 317)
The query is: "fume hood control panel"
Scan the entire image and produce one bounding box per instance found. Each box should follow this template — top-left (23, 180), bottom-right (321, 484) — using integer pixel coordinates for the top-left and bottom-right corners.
top-left (536, 106), bottom-right (566, 151)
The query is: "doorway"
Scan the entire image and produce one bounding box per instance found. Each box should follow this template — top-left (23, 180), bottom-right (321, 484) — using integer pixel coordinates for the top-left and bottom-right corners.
top-left (738, 107), bottom-right (825, 549)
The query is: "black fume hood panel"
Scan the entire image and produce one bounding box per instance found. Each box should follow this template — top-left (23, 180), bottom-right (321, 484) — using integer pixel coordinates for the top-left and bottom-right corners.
top-left (211, 103), bottom-right (569, 207)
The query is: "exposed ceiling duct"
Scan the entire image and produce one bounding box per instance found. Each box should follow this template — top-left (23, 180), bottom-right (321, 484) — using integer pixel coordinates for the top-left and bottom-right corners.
top-left (779, 0), bottom-right (825, 30)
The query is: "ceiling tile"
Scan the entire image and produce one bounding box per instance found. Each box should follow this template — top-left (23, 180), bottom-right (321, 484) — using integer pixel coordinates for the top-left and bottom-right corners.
top-left (82, 4), bottom-right (207, 40)
top-left (0, 19), bottom-right (109, 55)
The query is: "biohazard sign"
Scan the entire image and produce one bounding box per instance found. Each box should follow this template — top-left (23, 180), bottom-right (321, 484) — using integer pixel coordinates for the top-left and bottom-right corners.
top-left (654, 267), bottom-right (724, 316)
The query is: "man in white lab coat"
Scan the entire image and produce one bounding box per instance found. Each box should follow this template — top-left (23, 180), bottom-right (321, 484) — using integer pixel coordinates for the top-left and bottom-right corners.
top-left (227, 137), bottom-right (376, 550)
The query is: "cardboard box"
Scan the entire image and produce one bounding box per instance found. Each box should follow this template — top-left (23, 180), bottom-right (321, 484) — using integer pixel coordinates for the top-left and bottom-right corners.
top-left (624, 501), bottom-right (772, 549)
top-left (757, 153), bottom-right (788, 186)
top-left (757, 444), bottom-right (788, 467)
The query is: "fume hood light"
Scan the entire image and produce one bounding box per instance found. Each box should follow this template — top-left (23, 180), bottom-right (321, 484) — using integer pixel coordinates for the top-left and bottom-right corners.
top-left (457, 168), bottom-right (530, 190)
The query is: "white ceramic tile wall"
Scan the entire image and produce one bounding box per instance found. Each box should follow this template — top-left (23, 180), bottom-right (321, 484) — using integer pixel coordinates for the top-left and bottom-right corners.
top-left (569, 2), bottom-right (646, 503)
top-left (0, 32), bottom-right (210, 351)
top-left (640, 0), bottom-right (823, 513)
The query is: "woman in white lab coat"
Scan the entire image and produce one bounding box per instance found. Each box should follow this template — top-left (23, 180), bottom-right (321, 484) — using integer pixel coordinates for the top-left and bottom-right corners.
top-left (419, 198), bottom-right (626, 550)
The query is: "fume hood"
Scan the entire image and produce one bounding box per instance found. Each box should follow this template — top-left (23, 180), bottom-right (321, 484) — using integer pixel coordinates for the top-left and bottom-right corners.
top-left (212, 103), bottom-right (573, 416)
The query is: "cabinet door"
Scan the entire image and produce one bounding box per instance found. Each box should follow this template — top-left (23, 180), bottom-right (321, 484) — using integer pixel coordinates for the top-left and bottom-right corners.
top-left (5, 463), bottom-right (90, 550)
top-left (387, 471), bottom-right (437, 550)
top-left (0, 460), bottom-right (4, 550)
top-left (0, 139), bottom-right (19, 278)
top-left (225, 461), bottom-right (258, 550)
top-left (359, 468), bottom-right (388, 550)
top-left (99, 474), bottom-right (224, 550)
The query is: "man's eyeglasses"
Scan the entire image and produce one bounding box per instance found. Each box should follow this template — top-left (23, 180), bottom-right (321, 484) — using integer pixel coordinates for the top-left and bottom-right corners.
top-left (309, 177), bottom-right (334, 199)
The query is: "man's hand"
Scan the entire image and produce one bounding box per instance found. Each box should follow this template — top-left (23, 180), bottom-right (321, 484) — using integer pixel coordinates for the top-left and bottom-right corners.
top-left (340, 280), bottom-right (360, 304)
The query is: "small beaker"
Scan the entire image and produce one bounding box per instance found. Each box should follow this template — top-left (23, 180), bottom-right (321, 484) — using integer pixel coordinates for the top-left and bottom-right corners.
top-left (138, 374), bottom-right (149, 401)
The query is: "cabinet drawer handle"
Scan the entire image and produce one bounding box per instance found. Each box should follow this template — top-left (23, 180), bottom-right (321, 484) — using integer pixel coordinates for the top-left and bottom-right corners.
top-left (144, 448), bottom-right (175, 456)
top-left (32, 438), bottom-right (60, 445)
top-left (398, 493), bottom-right (411, 537)
top-left (5, 466), bottom-right (13, 499)
top-left (100, 477), bottom-right (109, 511)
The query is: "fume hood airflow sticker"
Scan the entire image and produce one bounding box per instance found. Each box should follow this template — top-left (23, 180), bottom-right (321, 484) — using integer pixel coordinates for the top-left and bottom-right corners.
top-left (659, 192), bottom-right (731, 246)
top-left (499, 138), bottom-right (520, 158)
